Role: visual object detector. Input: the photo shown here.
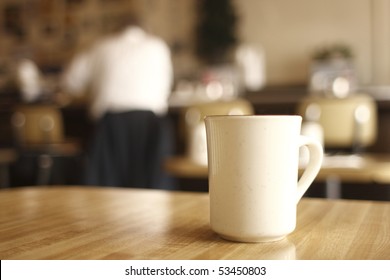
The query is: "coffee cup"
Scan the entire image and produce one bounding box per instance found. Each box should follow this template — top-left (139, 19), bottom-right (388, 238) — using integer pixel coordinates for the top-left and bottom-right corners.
top-left (205, 115), bottom-right (323, 242)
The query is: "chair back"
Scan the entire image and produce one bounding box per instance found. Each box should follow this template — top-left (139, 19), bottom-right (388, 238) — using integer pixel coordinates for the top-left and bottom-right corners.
top-left (297, 94), bottom-right (377, 151)
top-left (11, 105), bottom-right (65, 146)
top-left (182, 98), bottom-right (254, 164)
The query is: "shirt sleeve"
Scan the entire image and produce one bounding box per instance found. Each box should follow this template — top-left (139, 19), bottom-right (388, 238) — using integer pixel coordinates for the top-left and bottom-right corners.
top-left (62, 51), bottom-right (92, 96)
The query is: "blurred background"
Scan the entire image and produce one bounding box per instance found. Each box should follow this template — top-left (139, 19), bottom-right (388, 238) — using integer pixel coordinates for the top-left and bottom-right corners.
top-left (1, 0), bottom-right (390, 200)
top-left (0, 0), bottom-right (388, 87)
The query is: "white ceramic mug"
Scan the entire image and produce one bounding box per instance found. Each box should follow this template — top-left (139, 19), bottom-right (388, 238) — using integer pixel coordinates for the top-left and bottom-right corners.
top-left (205, 115), bottom-right (323, 242)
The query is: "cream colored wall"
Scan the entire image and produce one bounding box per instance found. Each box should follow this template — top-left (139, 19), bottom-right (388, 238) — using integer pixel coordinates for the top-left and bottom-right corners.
top-left (234, 0), bottom-right (373, 86)
top-left (372, 0), bottom-right (390, 84)
top-left (142, 0), bottom-right (389, 86)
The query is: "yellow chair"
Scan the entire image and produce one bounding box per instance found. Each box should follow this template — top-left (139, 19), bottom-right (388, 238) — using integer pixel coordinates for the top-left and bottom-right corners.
top-left (297, 94), bottom-right (378, 199)
top-left (182, 98), bottom-right (254, 165)
top-left (11, 104), bottom-right (82, 185)
top-left (297, 94), bottom-right (377, 153)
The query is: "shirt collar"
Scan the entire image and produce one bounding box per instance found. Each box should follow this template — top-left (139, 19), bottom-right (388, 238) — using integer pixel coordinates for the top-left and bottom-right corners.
top-left (121, 26), bottom-right (146, 43)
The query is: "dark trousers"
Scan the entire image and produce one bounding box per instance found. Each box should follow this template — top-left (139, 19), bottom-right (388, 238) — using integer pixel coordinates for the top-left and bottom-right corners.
top-left (84, 110), bottom-right (176, 189)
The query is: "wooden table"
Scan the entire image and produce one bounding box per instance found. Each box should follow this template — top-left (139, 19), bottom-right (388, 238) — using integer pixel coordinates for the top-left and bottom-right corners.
top-left (0, 186), bottom-right (389, 259)
top-left (165, 154), bottom-right (390, 199)
top-left (164, 154), bottom-right (390, 184)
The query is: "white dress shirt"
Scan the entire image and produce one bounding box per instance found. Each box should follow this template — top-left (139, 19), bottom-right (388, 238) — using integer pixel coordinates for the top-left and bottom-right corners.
top-left (63, 26), bottom-right (173, 120)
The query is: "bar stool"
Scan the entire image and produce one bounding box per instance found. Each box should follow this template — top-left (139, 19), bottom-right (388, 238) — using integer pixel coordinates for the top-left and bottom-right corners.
top-left (297, 93), bottom-right (377, 153)
top-left (182, 98), bottom-right (254, 165)
top-left (0, 148), bottom-right (17, 188)
top-left (11, 104), bottom-right (83, 185)
top-left (297, 93), bottom-right (378, 198)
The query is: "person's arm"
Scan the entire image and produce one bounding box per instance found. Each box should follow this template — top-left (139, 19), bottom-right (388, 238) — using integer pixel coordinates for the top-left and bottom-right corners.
top-left (57, 51), bottom-right (92, 106)
top-left (61, 51), bottom-right (92, 96)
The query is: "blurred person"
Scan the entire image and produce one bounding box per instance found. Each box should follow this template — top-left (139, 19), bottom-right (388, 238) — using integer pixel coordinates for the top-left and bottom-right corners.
top-left (4, 44), bottom-right (44, 103)
top-left (62, 17), bottom-right (175, 189)
top-left (15, 58), bottom-right (44, 103)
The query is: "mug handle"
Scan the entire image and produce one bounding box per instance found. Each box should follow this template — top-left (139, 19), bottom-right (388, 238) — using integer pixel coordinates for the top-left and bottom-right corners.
top-left (296, 135), bottom-right (324, 204)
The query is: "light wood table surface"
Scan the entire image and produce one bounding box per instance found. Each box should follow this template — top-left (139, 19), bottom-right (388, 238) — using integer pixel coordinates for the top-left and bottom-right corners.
top-left (0, 186), bottom-right (389, 260)
top-left (164, 154), bottom-right (390, 184)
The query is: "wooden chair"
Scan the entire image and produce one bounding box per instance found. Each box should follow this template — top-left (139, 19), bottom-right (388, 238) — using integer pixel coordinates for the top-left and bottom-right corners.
top-left (0, 148), bottom-right (17, 188)
top-left (182, 98), bottom-right (254, 165)
top-left (297, 94), bottom-right (378, 199)
top-left (11, 104), bottom-right (82, 185)
top-left (297, 94), bottom-right (377, 153)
